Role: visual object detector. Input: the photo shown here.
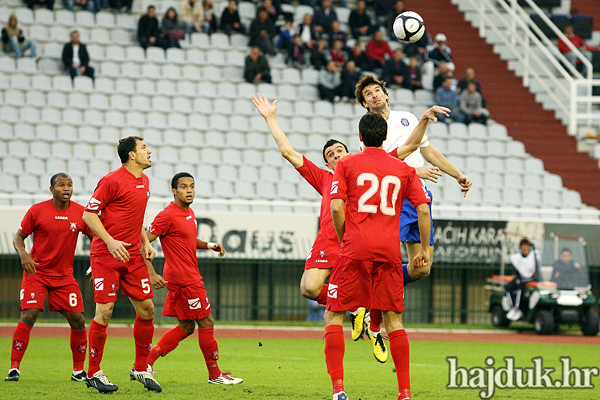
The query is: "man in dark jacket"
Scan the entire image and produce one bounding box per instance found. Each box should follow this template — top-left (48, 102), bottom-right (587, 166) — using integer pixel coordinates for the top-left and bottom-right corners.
top-left (219, 0), bottom-right (244, 35)
top-left (348, 0), bottom-right (374, 40)
top-left (248, 8), bottom-right (277, 56)
top-left (61, 30), bottom-right (94, 81)
top-left (383, 49), bottom-right (409, 88)
top-left (138, 5), bottom-right (166, 50)
top-left (244, 46), bottom-right (272, 84)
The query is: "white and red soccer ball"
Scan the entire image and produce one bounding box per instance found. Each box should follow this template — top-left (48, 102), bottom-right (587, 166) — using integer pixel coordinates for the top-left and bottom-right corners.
top-left (393, 11), bottom-right (425, 43)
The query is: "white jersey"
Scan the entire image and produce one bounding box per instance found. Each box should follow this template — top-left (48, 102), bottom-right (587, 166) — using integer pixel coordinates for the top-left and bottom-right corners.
top-left (510, 250), bottom-right (541, 279)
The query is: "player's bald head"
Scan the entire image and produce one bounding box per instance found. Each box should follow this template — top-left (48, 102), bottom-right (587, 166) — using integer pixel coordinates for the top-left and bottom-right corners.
top-left (359, 113), bottom-right (387, 148)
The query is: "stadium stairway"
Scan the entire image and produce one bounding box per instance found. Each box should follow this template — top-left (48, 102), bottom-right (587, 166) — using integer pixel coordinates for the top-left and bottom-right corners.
top-left (413, 0), bottom-right (600, 209)
top-left (570, 0), bottom-right (600, 31)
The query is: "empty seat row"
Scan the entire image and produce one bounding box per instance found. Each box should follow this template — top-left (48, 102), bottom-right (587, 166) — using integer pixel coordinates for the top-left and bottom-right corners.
top-left (0, 7), bottom-right (136, 30)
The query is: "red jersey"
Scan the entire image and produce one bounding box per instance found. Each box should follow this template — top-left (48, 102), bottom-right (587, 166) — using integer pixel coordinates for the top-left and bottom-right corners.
top-left (85, 166), bottom-right (150, 257)
top-left (296, 156), bottom-right (338, 242)
top-left (19, 199), bottom-right (92, 278)
top-left (148, 202), bottom-right (202, 288)
top-left (331, 148), bottom-right (430, 263)
top-left (558, 34), bottom-right (586, 53)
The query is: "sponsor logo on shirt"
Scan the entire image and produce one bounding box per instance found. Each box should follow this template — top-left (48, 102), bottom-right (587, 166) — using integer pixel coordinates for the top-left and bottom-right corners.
top-left (70, 222), bottom-right (78, 232)
top-left (188, 298), bottom-right (202, 310)
top-left (94, 278), bottom-right (104, 291)
top-left (401, 118), bottom-right (409, 126)
top-left (26, 300), bottom-right (37, 304)
top-left (327, 283), bottom-right (338, 299)
top-left (87, 197), bottom-right (101, 211)
top-left (136, 185), bottom-right (145, 188)
top-left (55, 216), bottom-right (68, 220)
top-left (186, 215), bottom-right (193, 220)
top-left (316, 260), bottom-right (329, 263)
top-left (330, 181), bottom-right (339, 194)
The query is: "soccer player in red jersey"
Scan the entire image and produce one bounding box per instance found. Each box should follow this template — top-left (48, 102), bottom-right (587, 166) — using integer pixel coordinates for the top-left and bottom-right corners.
top-left (142, 172), bottom-right (243, 386)
top-left (325, 112), bottom-right (432, 400)
top-left (5, 173), bottom-right (93, 383)
top-left (82, 136), bottom-right (160, 393)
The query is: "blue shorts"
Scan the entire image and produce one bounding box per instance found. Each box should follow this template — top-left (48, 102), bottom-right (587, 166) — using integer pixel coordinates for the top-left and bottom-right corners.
top-left (399, 188), bottom-right (434, 246)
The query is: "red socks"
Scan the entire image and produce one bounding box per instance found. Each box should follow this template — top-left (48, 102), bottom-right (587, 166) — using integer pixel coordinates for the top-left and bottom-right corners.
top-left (133, 316), bottom-right (154, 371)
top-left (70, 328), bottom-right (87, 371)
top-left (148, 326), bottom-right (188, 367)
top-left (389, 329), bottom-right (411, 399)
top-left (198, 327), bottom-right (221, 380)
top-left (369, 309), bottom-right (383, 333)
top-left (315, 284), bottom-right (328, 305)
top-left (10, 322), bottom-right (32, 370)
top-left (324, 324), bottom-right (345, 394)
top-left (88, 319), bottom-right (107, 376)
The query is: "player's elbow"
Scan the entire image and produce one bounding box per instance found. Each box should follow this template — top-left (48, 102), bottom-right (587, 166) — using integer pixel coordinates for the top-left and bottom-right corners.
top-left (416, 203), bottom-right (430, 218)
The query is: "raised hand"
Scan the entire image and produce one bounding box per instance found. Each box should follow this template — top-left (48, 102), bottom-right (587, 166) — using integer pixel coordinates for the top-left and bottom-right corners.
top-left (252, 93), bottom-right (278, 119)
top-left (423, 105), bottom-right (451, 123)
top-left (416, 166), bottom-right (443, 183)
top-left (457, 174), bottom-right (473, 197)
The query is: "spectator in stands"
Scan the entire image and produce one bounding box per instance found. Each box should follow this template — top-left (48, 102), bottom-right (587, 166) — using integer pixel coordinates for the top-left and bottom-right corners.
top-left (220, 0), bottom-right (245, 35)
top-left (558, 23), bottom-right (594, 76)
top-left (297, 14), bottom-right (318, 51)
top-left (350, 41), bottom-right (368, 70)
top-left (329, 39), bottom-right (346, 68)
top-left (94, 0), bottom-right (109, 12)
top-left (460, 81), bottom-right (488, 125)
top-left (62, 30), bottom-right (94, 81)
top-left (317, 60), bottom-right (343, 103)
top-left (260, 0), bottom-right (279, 25)
top-left (435, 76), bottom-right (464, 123)
top-left (249, 8), bottom-right (277, 55)
top-left (313, 0), bottom-right (338, 36)
top-left (364, 30), bottom-right (393, 71)
top-left (349, 0), bottom-right (374, 40)
top-left (2, 14), bottom-right (37, 59)
top-left (340, 60), bottom-right (361, 100)
top-left (328, 20), bottom-right (347, 49)
top-left (180, 0), bottom-right (204, 37)
top-left (202, 0), bottom-right (218, 34)
top-left (64, 0), bottom-right (94, 12)
top-left (277, 19), bottom-right (295, 51)
top-left (432, 60), bottom-right (449, 92)
top-left (457, 67), bottom-right (482, 94)
top-left (374, 0), bottom-right (396, 30)
top-left (138, 6), bottom-right (167, 50)
top-left (425, 33), bottom-right (453, 69)
top-left (403, 27), bottom-right (431, 60)
top-left (24, 0), bottom-right (54, 10)
top-left (310, 38), bottom-right (330, 70)
top-left (113, 0), bottom-right (133, 13)
top-left (386, 0), bottom-right (405, 39)
top-left (407, 56), bottom-right (422, 91)
top-left (286, 35), bottom-right (306, 69)
top-left (244, 46), bottom-right (272, 84)
top-left (383, 48), bottom-right (409, 88)
top-left (162, 7), bottom-right (184, 49)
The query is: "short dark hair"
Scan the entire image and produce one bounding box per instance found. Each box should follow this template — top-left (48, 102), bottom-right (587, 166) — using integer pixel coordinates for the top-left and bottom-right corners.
top-left (171, 172), bottom-right (194, 189)
top-left (117, 136), bottom-right (143, 164)
top-left (147, 5), bottom-right (155, 10)
top-left (359, 113), bottom-right (387, 148)
top-left (322, 139), bottom-right (348, 162)
top-left (560, 248), bottom-right (571, 254)
top-left (519, 238), bottom-right (531, 247)
top-left (355, 75), bottom-right (389, 110)
top-left (50, 172), bottom-right (71, 187)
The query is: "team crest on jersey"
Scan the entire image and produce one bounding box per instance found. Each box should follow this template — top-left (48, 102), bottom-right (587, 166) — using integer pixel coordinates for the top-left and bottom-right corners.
top-left (319, 250), bottom-right (325, 258)
top-left (78, 344), bottom-right (87, 354)
top-left (30, 292), bottom-right (35, 299)
top-left (401, 118), bottom-right (409, 126)
top-left (69, 222), bottom-right (77, 232)
top-left (111, 284), bottom-right (116, 292)
top-left (90, 347), bottom-right (98, 358)
top-left (13, 340), bottom-right (24, 351)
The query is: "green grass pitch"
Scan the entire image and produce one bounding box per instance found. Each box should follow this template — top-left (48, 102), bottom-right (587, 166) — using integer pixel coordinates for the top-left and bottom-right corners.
top-left (1, 336), bottom-right (599, 399)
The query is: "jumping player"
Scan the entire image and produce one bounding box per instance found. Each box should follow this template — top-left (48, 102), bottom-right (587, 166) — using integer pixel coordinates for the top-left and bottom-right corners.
top-left (325, 112), bottom-right (431, 400)
top-left (252, 93), bottom-right (448, 362)
top-left (82, 136), bottom-right (159, 393)
top-left (142, 172), bottom-right (243, 387)
top-left (355, 75), bottom-right (472, 341)
top-left (6, 173), bottom-right (93, 383)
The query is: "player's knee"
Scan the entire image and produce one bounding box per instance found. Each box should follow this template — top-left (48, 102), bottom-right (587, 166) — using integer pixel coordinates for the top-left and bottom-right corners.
top-left (65, 312), bottom-right (86, 329)
top-left (20, 309), bottom-right (38, 326)
top-left (180, 321), bottom-right (195, 335)
top-left (95, 304), bottom-right (114, 324)
top-left (300, 283), bottom-right (319, 300)
top-left (197, 315), bottom-right (214, 329)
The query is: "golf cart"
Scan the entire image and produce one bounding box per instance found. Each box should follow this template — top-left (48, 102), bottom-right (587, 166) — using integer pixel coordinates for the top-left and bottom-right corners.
top-left (487, 233), bottom-right (598, 336)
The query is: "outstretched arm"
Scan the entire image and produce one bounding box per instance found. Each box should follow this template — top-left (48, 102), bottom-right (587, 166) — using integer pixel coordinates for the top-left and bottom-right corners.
top-left (395, 105), bottom-right (450, 160)
top-left (420, 144), bottom-right (472, 196)
top-left (252, 93), bottom-right (304, 168)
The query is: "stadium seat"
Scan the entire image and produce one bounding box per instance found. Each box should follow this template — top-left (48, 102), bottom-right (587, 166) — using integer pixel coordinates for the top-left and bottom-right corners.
top-left (82, 126), bottom-right (101, 143)
top-left (5, 89), bottom-right (25, 106)
top-left (24, 157), bottom-right (44, 176)
top-left (75, 11), bottom-right (95, 27)
top-left (468, 123), bottom-right (488, 139)
top-left (14, 123), bottom-right (34, 140)
top-left (504, 157), bottom-right (524, 174)
top-left (506, 141), bottom-right (527, 158)
top-left (255, 181), bottom-right (276, 199)
top-left (152, 95), bottom-right (172, 112)
top-left (258, 166), bottom-right (280, 183)
top-left (17, 175), bottom-right (40, 194)
top-left (291, 117), bottom-right (311, 134)
top-left (524, 174), bottom-right (544, 190)
top-left (297, 84), bottom-right (319, 99)
top-left (89, 93), bottom-right (110, 110)
top-left (166, 48), bottom-right (185, 64)
top-left (182, 65), bottom-right (202, 81)
top-left (562, 190), bottom-right (582, 207)
top-left (91, 28), bottom-right (111, 45)
top-left (542, 190), bottom-right (562, 208)
top-left (525, 158), bottom-right (544, 174)
top-left (105, 110), bottom-right (125, 127)
top-left (35, 124), bottom-right (56, 141)
top-left (57, 125), bottom-right (78, 142)
top-left (234, 181), bottom-right (255, 199)
top-left (522, 190), bottom-right (542, 208)
top-left (448, 122), bottom-right (469, 139)
top-left (72, 143), bottom-right (93, 162)
top-left (277, 182), bottom-right (298, 200)
top-left (96, 12), bottom-right (116, 28)
top-left (74, 76), bottom-right (94, 93)
top-left (126, 46), bottom-right (146, 63)
top-left (301, 69), bottom-right (319, 85)
top-left (414, 89), bottom-right (434, 105)
top-left (147, 47), bottom-right (166, 63)
top-left (543, 173), bottom-right (563, 191)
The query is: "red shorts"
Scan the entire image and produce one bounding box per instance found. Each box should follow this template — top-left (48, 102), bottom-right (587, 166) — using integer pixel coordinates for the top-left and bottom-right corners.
top-left (304, 233), bottom-right (340, 270)
top-left (326, 256), bottom-right (404, 313)
top-left (90, 253), bottom-right (153, 303)
top-left (162, 281), bottom-right (211, 321)
top-left (20, 273), bottom-right (84, 313)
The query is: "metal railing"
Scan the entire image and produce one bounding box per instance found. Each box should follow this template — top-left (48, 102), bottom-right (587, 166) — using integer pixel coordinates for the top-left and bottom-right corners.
top-left (459, 0), bottom-right (599, 133)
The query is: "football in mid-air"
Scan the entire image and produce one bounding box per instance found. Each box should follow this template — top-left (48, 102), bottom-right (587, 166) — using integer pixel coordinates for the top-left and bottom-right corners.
top-left (393, 11), bottom-right (425, 43)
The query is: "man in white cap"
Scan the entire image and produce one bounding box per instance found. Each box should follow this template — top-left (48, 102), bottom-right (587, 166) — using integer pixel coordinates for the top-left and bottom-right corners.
top-left (421, 33), bottom-right (454, 90)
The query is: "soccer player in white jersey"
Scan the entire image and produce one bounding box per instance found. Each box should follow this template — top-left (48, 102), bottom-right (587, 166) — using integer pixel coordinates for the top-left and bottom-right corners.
top-left (355, 75), bottom-right (472, 344)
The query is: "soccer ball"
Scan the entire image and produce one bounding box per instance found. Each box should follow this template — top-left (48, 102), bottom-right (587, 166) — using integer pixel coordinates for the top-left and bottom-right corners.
top-left (393, 11), bottom-right (425, 43)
